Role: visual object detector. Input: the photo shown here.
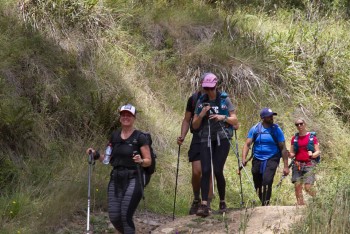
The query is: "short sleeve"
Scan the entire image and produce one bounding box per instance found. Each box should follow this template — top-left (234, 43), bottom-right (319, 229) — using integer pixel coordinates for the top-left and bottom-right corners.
top-left (247, 126), bottom-right (255, 139)
top-left (276, 127), bottom-right (285, 142)
top-left (290, 135), bottom-right (295, 145)
top-left (185, 96), bottom-right (193, 113)
top-left (225, 97), bottom-right (235, 112)
top-left (138, 133), bottom-right (149, 147)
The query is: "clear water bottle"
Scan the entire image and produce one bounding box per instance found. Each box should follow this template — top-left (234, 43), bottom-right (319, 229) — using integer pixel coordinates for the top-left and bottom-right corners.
top-left (103, 143), bottom-right (112, 165)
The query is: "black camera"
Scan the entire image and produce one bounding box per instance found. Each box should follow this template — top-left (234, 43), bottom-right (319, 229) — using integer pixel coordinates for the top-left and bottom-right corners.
top-left (203, 103), bottom-right (210, 107)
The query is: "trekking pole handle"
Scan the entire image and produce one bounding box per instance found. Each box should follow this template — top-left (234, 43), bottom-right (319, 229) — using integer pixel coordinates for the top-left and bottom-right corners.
top-left (88, 150), bottom-right (94, 164)
top-left (238, 155), bottom-right (253, 173)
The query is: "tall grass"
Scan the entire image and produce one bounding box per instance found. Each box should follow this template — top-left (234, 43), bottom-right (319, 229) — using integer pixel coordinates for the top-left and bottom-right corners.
top-left (1, 0), bottom-right (350, 233)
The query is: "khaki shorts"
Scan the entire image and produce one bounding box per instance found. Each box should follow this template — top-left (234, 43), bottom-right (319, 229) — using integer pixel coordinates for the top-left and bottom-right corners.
top-left (291, 161), bottom-right (316, 184)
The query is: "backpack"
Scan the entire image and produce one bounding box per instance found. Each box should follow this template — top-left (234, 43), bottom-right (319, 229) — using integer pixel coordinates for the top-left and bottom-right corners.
top-left (252, 122), bottom-right (281, 157)
top-left (110, 130), bottom-right (157, 185)
top-left (293, 132), bottom-right (320, 163)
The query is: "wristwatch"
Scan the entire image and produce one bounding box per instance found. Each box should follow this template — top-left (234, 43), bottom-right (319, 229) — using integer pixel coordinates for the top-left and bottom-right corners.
top-left (223, 115), bottom-right (228, 123)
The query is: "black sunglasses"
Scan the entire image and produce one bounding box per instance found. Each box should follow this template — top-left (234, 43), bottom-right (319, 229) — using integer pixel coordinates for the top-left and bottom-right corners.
top-left (295, 123), bottom-right (304, 127)
top-left (203, 87), bottom-right (215, 91)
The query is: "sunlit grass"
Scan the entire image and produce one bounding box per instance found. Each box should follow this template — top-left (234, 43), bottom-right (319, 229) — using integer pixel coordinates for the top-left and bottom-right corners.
top-left (1, 0), bottom-right (350, 233)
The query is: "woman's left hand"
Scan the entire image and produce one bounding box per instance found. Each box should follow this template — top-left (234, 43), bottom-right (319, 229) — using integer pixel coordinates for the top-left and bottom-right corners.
top-left (133, 154), bottom-right (143, 164)
top-left (209, 114), bottom-right (225, 121)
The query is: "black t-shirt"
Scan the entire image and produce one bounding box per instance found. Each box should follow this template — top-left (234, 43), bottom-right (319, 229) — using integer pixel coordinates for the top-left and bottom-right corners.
top-left (110, 130), bottom-right (148, 168)
top-left (186, 92), bottom-right (201, 117)
top-left (186, 92), bottom-right (201, 143)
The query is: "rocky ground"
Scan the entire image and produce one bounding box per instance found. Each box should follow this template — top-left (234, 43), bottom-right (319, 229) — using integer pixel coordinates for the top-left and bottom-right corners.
top-left (59, 205), bottom-right (303, 233)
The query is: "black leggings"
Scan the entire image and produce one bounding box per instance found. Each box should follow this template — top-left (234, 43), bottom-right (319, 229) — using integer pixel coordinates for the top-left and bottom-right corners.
top-left (200, 139), bottom-right (230, 201)
top-left (251, 156), bottom-right (280, 206)
top-left (108, 169), bottom-right (143, 234)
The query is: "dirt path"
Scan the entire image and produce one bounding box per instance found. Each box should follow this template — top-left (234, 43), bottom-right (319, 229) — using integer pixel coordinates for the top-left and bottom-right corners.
top-left (150, 206), bottom-right (303, 234)
top-left (60, 205), bottom-right (303, 233)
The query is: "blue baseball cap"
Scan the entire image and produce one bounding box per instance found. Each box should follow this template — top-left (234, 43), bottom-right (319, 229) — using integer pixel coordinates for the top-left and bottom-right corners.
top-left (260, 108), bottom-right (277, 118)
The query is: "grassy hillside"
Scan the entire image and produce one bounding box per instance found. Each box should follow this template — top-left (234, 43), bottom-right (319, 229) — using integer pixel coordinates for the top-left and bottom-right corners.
top-left (1, 0), bottom-right (350, 233)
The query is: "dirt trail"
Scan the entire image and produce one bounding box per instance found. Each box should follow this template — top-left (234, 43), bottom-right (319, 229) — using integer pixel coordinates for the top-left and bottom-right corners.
top-left (61, 205), bottom-right (303, 233)
top-left (136, 205), bottom-right (303, 234)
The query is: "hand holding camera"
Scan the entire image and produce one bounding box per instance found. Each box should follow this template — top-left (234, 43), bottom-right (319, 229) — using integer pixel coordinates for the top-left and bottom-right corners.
top-left (199, 103), bottom-right (211, 118)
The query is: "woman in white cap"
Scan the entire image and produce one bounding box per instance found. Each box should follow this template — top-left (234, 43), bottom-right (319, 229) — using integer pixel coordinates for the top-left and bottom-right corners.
top-left (192, 73), bottom-right (239, 217)
top-left (87, 104), bottom-right (151, 234)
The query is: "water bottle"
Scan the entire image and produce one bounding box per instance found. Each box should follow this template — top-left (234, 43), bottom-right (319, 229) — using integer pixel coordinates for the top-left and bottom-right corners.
top-left (103, 143), bottom-right (112, 165)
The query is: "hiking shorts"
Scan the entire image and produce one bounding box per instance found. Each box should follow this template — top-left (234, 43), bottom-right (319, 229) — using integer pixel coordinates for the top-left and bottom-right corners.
top-left (188, 142), bottom-right (201, 162)
top-left (292, 162), bottom-right (316, 184)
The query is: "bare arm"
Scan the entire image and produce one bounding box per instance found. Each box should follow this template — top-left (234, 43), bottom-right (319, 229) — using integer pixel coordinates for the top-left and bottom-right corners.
top-left (242, 138), bottom-right (253, 166)
top-left (192, 106), bottom-right (211, 130)
top-left (311, 143), bottom-right (321, 159)
top-left (278, 141), bottom-right (290, 175)
top-left (136, 145), bottom-right (152, 167)
top-left (177, 111), bottom-right (192, 145)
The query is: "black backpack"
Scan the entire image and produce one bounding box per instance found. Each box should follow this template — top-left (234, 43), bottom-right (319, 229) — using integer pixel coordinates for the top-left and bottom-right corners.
top-left (110, 130), bottom-right (157, 183)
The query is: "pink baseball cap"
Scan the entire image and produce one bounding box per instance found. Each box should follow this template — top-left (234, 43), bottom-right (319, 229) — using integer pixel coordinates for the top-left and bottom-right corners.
top-left (201, 73), bottom-right (218, 88)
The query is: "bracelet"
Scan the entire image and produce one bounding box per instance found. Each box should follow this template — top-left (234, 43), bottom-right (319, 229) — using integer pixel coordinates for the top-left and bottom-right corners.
top-left (140, 159), bottom-right (144, 165)
top-left (93, 151), bottom-right (100, 160)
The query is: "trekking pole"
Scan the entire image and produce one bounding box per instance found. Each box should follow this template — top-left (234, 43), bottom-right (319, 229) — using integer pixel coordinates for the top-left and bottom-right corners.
top-left (276, 159), bottom-right (294, 189)
top-left (208, 118), bottom-right (215, 197)
top-left (172, 145), bottom-right (181, 220)
top-left (234, 130), bottom-right (244, 207)
top-left (86, 150), bottom-right (94, 234)
top-left (218, 122), bottom-right (256, 193)
top-left (238, 155), bottom-right (253, 173)
top-left (133, 151), bottom-right (150, 232)
top-left (275, 159), bottom-right (294, 205)
top-left (133, 151), bottom-right (145, 200)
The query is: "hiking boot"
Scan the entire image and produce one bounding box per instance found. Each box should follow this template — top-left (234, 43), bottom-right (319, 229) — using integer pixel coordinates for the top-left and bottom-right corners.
top-left (219, 201), bottom-right (227, 213)
top-left (196, 204), bottom-right (210, 217)
top-left (189, 199), bottom-right (201, 215)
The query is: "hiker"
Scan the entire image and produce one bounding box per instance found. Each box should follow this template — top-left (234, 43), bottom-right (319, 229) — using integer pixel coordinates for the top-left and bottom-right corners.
top-left (177, 73), bottom-right (214, 215)
top-left (86, 104), bottom-right (151, 234)
top-left (192, 72), bottom-right (239, 217)
top-left (289, 118), bottom-right (320, 205)
top-left (242, 108), bottom-right (289, 206)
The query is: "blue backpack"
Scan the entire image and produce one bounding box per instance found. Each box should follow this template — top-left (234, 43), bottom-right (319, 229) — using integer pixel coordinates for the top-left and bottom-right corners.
top-left (293, 132), bottom-right (320, 163)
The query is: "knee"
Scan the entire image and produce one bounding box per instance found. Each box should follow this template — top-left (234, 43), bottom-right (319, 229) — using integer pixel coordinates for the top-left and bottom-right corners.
top-left (109, 213), bottom-right (122, 230)
top-left (192, 167), bottom-right (202, 178)
top-left (213, 169), bottom-right (224, 179)
top-left (304, 184), bottom-right (312, 192)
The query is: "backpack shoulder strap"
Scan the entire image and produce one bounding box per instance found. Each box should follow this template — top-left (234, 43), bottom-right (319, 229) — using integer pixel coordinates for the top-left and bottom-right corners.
top-left (270, 124), bottom-right (280, 146)
top-left (110, 129), bottom-right (122, 147)
top-left (307, 132), bottom-right (316, 151)
top-left (293, 132), bottom-right (300, 152)
top-left (252, 122), bottom-right (261, 143)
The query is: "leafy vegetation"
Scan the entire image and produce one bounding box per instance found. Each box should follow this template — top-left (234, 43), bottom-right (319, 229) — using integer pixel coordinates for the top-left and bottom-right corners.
top-left (0, 0), bottom-right (349, 233)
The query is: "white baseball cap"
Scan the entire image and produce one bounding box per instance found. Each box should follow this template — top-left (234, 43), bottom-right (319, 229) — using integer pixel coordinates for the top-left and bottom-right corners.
top-left (119, 104), bottom-right (136, 116)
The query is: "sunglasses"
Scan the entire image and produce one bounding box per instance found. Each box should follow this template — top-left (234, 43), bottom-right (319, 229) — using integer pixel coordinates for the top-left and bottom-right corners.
top-left (203, 87), bottom-right (215, 91)
top-left (295, 123), bottom-right (304, 127)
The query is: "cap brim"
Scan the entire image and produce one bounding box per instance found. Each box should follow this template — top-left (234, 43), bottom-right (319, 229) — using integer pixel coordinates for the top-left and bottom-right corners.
top-left (120, 110), bottom-right (135, 116)
top-left (202, 83), bottom-right (217, 88)
top-left (261, 113), bottom-right (277, 118)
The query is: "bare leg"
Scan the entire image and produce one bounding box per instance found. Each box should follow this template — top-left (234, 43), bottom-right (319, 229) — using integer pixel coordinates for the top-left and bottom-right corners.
top-left (295, 182), bottom-right (305, 205)
top-left (192, 160), bottom-right (202, 200)
top-left (304, 183), bottom-right (316, 197)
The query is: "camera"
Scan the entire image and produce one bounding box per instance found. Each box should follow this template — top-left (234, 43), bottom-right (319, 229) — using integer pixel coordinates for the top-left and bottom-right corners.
top-left (203, 103), bottom-right (210, 107)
